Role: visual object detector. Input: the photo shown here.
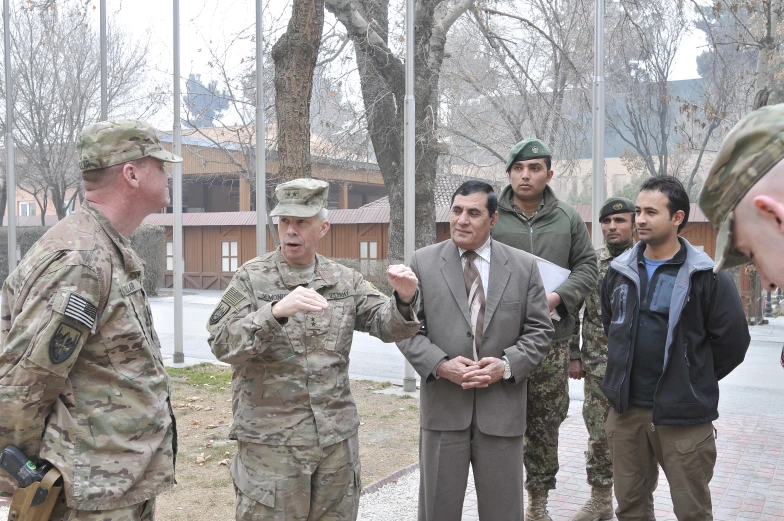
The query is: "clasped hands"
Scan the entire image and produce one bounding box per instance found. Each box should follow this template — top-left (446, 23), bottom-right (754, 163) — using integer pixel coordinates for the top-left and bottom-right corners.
top-left (436, 356), bottom-right (505, 389)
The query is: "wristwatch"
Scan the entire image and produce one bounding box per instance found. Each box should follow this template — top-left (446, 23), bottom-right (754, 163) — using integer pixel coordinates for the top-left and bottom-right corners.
top-left (502, 357), bottom-right (512, 380)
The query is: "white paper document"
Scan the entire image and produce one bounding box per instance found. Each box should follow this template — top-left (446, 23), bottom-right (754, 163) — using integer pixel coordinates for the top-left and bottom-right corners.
top-left (533, 255), bottom-right (571, 321)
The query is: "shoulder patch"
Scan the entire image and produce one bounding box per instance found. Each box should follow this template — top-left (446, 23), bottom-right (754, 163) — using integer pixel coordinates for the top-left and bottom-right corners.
top-left (49, 323), bottom-right (82, 364)
top-left (209, 285), bottom-right (249, 326)
top-left (63, 293), bottom-right (98, 330)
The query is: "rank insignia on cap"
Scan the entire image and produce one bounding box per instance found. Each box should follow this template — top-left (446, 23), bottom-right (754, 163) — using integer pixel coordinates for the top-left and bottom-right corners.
top-left (49, 323), bottom-right (82, 364)
top-left (613, 203), bottom-right (623, 210)
top-left (284, 190), bottom-right (299, 199)
top-left (532, 146), bottom-right (539, 153)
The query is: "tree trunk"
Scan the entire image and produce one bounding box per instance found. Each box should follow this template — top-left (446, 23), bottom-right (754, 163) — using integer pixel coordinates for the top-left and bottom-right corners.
top-left (271, 0), bottom-right (325, 182)
top-left (327, 0), bottom-right (471, 262)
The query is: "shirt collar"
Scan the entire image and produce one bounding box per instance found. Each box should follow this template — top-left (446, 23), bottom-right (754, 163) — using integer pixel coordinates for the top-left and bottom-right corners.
top-left (458, 235), bottom-right (492, 263)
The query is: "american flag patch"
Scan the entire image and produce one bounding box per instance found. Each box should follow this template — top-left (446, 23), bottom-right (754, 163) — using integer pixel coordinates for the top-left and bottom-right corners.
top-left (63, 294), bottom-right (98, 329)
top-left (222, 286), bottom-right (247, 307)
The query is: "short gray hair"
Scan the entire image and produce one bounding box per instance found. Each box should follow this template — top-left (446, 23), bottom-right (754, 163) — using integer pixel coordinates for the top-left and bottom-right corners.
top-left (318, 208), bottom-right (329, 221)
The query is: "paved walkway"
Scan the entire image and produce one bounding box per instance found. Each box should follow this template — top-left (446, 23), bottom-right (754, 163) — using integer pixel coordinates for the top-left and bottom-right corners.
top-left (458, 317), bottom-right (784, 521)
top-left (457, 402), bottom-right (784, 521)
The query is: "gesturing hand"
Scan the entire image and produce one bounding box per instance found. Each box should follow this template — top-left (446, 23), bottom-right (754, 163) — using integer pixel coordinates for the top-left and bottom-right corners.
top-left (271, 286), bottom-right (328, 319)
top-left (436, 356), bottom-right (480, 386)
top-left (387, 264), bottom-right (418, 303)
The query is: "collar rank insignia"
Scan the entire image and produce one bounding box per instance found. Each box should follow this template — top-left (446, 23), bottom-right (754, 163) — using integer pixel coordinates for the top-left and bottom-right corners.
top-left (49, 323), bottom-right (82, 364)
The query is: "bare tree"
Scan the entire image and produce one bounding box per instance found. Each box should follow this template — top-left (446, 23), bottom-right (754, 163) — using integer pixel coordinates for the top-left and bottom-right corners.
top-left (325, 0), bottom-right (474, 261)
top-left (439, 0), bottom-right (594, 183)
top-left (0, 2), bottom-right (161, 222)
top-left (605, 0), bottom-right (692, 179)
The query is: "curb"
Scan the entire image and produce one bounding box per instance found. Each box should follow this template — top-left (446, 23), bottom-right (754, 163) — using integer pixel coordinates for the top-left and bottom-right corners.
top-left (360, 462), bottom-right (419, 496)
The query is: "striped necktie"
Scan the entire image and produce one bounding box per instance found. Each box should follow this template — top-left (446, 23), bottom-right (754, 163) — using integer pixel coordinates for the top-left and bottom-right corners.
top-left (462, 250), bottom-right (485, 361)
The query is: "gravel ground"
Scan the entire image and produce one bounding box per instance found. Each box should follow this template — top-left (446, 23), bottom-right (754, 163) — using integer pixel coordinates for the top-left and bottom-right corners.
top-left (357, 467), bottom-right (477, 521)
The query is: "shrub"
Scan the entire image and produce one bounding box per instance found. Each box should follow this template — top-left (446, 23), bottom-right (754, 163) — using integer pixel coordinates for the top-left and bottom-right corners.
top-left (129, 224), bottom-right (166, 296)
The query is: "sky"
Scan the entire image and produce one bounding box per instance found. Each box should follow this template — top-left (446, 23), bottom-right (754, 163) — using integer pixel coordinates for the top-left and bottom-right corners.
top-left (103, 0), bottom-right (708, 129)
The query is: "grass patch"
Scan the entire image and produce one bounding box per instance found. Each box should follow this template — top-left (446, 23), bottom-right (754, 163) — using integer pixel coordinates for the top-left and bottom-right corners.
top-left (167, 363), bottom-right (232, 388)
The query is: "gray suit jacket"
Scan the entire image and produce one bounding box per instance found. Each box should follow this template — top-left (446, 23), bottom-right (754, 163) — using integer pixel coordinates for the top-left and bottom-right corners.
top-left (397, 239), bottom-right (553, 437)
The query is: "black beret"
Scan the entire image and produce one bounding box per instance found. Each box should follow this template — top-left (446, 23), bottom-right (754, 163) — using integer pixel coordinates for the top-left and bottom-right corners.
top-left (600, 197), bottom-right (635, 220)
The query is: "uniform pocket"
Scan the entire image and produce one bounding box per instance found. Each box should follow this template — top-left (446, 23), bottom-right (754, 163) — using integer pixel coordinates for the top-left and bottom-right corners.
top-left (101, 305), bottom-right (155, 380)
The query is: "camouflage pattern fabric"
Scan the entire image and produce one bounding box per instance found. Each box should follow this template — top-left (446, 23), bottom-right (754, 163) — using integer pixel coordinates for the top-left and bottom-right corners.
top-left (51, 499), bottom-right (155, 521)
top-left (207, 248), bottom-right (420, 448)
top-left (76, 119), bottom-right (181, 171)
top-left (583, 373), bottom-right (613, 488)
top-left (699, 103), bottom-right (784, 270)
top-left (571, 246), bottom-right (616, 378)
top-left (571, 245), bottom-right (631, 489)
top-left (269, 178), bottom-right (330, 218)
top-left (232, 435), bottom-right (360, 521)
top-left (0, 201), bottom-right (176, 511)
top-left (524, 337), bottom-right (571, 492)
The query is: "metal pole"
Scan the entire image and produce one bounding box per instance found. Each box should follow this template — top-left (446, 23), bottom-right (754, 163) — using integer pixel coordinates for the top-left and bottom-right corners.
top-left (402, 0), bottom-right (417, 393)
top-left (172, 0), bottom-right (184, 364)
top-left (255, 0), bottom-right (266, 255)
top-left (4, 0), bottom-right (15, 272)
top-left (100, 0), bottom-right (107, 120)
top-left (591, 0), bottom-right (606, 248)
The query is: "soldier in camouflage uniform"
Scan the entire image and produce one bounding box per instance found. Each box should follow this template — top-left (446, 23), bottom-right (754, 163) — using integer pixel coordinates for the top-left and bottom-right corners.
top-left (492, 139), bottom-right (598, 521)
top-left (206, 179), bottom-right (421, 521)
top-left (569, 197), bottom-right (635, 521)
top-left (0, 120), bottom-right (182, 520)
top-left (699, 104), bottom-right (784, 296)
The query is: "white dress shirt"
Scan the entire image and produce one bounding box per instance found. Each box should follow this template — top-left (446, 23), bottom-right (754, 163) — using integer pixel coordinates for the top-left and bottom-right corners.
top-left (458, 235), bottom-right (492, 299)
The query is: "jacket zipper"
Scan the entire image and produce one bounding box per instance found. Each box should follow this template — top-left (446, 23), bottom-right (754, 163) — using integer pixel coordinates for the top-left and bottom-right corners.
top-left (529, 224), bottom-right (534, 251)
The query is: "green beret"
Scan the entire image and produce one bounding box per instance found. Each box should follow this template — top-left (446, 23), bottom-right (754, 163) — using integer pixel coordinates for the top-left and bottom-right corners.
top-left (270, 178), bottom-right (330, 218)
top-left (699, 103), bottom-right (784, 272)
top-left (505, 139), bottom-right (552, 172)
top-left (600, 197), bottom-right (635, 220)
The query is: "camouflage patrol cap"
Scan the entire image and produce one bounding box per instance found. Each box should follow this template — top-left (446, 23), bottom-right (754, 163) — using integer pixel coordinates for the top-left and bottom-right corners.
top-left (505, 138), bottom-right (552, 172)
top-left (76, 119), bottom-right (182, 172)
top-left (600, 197), bottom-right (635, 220)
top-left (698, 103), bottom-right (784, 272)
top-left (270, 178), bottom-right (329, 218)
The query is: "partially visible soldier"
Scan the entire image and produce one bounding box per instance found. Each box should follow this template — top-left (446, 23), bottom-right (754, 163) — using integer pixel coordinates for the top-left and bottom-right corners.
top-left (492, 138), bottom-right (599, 520)
top-left (569, 197), bottom-right (635, 521)
top-left (207, 179), bottom-right (421, 521)
top-left (0, 120), bottom-right (182, 520)
top-left (699, 103), bottom-right (784, 291)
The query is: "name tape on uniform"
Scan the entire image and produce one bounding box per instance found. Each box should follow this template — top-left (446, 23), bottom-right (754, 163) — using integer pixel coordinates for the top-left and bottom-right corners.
top-left (120, 280), bottom-right (142, 297)
top-left (63, 294), bottom-right (97, 330)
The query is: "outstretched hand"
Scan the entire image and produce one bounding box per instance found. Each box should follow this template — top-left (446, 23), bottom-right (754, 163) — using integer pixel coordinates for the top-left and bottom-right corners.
top-left (387, 264), bottom-right (418, 303)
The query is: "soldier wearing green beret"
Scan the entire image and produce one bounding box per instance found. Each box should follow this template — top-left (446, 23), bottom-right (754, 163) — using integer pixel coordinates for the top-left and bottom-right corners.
top-left (568, 197), bottom-right (635, 521)
top-left (0, 120), bottom-right (182, 520)
top-left (699, 103), bottom-right (784, 291)
top-left (207, 178), bottom-right (422, 521)
top-left (492, 138), bottom-right (599, 520)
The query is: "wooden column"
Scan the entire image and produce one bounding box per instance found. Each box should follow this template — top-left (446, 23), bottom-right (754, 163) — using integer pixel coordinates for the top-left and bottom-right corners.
top-left (239, 177), bottom-right (252, 211)
top-left (339, 182), bottom-right (349, 209)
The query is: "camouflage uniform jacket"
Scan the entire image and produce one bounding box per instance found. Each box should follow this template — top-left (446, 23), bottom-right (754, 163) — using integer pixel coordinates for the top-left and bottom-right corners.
top-left (570, 245), bottom-right (630, 378)
top-left (207, 248), bottom-right (421, 447)
top-left (0, 202), bottom-right (176, 510)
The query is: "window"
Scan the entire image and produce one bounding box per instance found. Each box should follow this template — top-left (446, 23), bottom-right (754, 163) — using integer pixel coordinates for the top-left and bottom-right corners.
top-left (19, 201), bottom-right (35, 217)
top-left (222, 241), bottom-right (238, 272)
top-left (360, 240), bottom-right (379, 274)
top-left (166, 242), bottom-right (174, 271)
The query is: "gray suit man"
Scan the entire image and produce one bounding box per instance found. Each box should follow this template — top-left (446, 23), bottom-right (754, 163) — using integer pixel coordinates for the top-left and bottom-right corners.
top-left (397, 180), bottom-right (554, 521)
